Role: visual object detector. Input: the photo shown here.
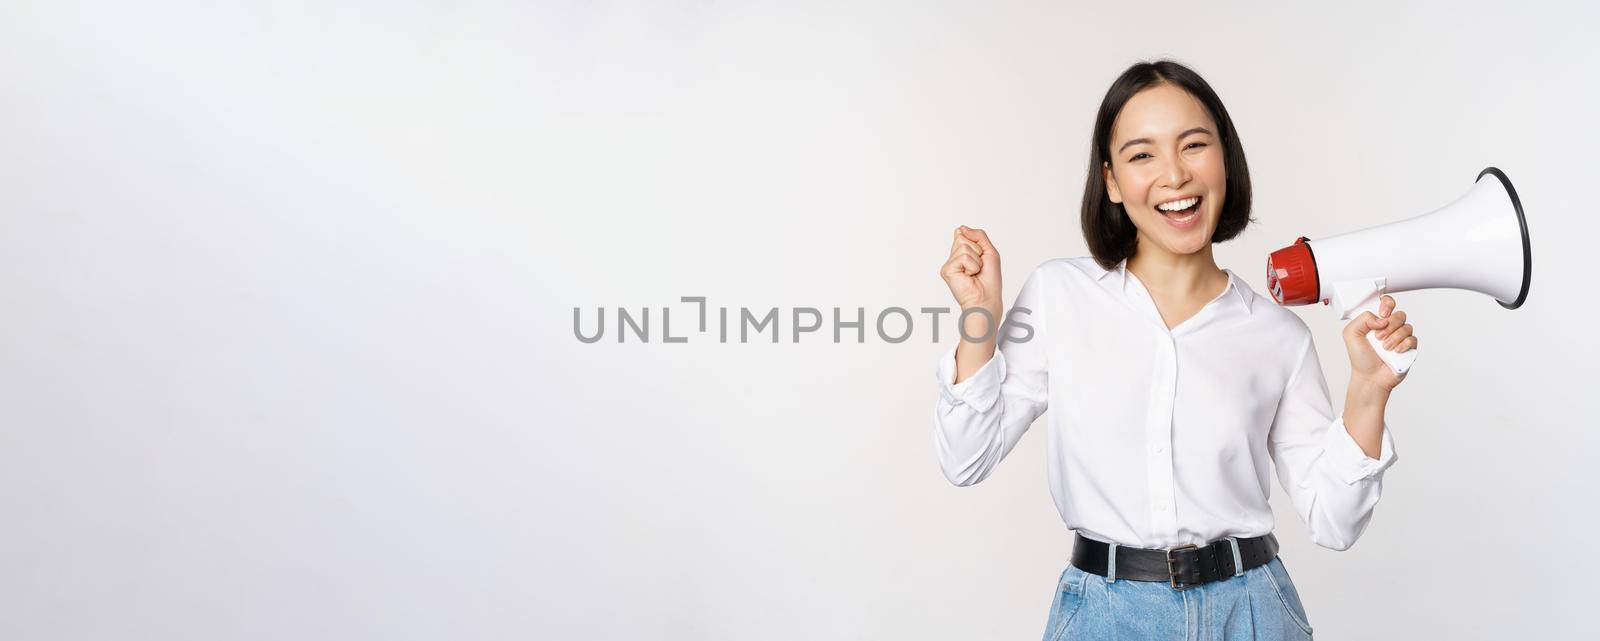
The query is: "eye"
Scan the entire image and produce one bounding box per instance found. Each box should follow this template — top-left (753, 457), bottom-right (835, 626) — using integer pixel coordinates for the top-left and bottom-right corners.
top-left (1184, 142), bottom-right (1208, 150)
top-left (1129, 152), bottom-right (1151, 161)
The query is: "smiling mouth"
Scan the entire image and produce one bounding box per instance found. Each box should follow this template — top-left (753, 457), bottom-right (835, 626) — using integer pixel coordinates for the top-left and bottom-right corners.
top-left (1156, 196), bottom-right (1202, 222)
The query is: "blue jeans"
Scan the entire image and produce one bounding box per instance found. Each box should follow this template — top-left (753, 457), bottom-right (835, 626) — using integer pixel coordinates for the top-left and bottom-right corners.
top-left (1042, 557), bottom-right (1315, 640)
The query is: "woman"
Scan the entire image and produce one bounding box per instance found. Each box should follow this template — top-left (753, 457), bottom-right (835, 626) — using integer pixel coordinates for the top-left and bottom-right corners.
top-left (934, 60), bottom-right (1413, 641)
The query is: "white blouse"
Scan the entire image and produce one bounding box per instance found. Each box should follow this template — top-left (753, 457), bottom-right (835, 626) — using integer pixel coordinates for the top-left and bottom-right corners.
top-left (933, 256), bottom-right (1398, 551)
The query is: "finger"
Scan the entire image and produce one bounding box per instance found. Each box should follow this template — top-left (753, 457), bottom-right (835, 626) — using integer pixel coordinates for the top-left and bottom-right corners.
top-left (1396, 335), bottom-right (1418, 353)
top-left (1385, 326), bottom-right (1413, 350)
top-left (941, 253), bottom-right (979, 278)
top-left (1379, 295), bottom-right (1395, 318)
top-left (1349, 311), bottom-right (1380, 336)
top-left (954, 238), bottom-right (982, 258)
top-left (953, 243), bottom-right (981, 261)
top-left (953, 253), bottom-right (981, 276)
top-left (1376, 310), bottom-right (1407, 339)
top-left (940, 255), bottom-right (964, 279)
top-left (940, 255), bottom-right (972, 280)
top-left (951, 227), bottom-right (985, 256)
top-left (1382, 324), bottom-right (1413, 350)
top-left (960, 226), bottom-right (999, 256)
top-left (951, 227), bottom-right (971, 255)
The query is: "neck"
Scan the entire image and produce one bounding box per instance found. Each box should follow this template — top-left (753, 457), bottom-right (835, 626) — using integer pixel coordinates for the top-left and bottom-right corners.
top-left (1125, 240), bottom-right (1225, 297)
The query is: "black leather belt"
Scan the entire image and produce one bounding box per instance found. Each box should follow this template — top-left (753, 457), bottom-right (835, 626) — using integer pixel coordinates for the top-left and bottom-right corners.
top-left (1071, 533), bottom-right (1279, 590)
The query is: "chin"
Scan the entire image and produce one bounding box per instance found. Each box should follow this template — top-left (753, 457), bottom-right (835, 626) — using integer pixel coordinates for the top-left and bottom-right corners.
top-left (1166, 228), bottom-right (1213, 254)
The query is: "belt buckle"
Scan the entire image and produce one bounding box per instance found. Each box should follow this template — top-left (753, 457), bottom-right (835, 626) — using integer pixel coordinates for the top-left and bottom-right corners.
top-left (1166, 544), bottom-right (1199, 590)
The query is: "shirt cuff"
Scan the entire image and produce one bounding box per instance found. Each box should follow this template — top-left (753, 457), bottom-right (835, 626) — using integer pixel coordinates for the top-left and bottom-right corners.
top-left (1322, 415), bottom-right (1399, 485)
top-left (935, 344), bottom-right (1006, 414)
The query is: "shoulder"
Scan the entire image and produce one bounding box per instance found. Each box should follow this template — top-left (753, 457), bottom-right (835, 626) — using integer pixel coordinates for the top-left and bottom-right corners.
top-left (1009, 256), bottom-right (1105, 299)
top-left (1022, 256), bottom-right (1104, 283)
top-left (1229, 271), bottom-right (1316, 348)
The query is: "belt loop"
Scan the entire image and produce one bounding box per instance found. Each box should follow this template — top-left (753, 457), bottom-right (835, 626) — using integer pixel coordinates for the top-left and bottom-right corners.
top-left (1105, 542), bottom-right (1119, 583)
top-left (1227, 537), bottom-right (1244, 577)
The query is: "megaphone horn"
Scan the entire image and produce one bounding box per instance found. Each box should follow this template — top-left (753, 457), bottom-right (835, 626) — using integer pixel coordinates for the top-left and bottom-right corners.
top-left (1266, 166), bottom-right (1532, 376)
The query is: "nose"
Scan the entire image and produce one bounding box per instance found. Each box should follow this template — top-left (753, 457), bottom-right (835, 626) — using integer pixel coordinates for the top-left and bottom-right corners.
top-left (1158, 154), bottom-right (1192, 191)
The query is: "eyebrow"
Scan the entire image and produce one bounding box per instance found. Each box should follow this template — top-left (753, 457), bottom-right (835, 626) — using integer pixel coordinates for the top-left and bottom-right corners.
top-left (1116, 127), bottom-right (1215, 154)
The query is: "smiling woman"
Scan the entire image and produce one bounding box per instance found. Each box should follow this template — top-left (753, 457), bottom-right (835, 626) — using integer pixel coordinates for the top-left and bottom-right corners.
top-left (1082, 61), bottom-right (1254, 271)
top-left (936, 59), bottom-right (1418, 641)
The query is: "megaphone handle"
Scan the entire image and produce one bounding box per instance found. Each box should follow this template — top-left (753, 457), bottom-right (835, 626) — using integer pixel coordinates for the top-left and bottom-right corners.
top-left (1350, 295), bottom-right (1418, 377)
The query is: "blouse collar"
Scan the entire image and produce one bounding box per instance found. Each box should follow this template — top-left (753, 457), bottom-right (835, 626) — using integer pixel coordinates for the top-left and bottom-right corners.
top-left (1093, 257), bottom-right (1255, 315)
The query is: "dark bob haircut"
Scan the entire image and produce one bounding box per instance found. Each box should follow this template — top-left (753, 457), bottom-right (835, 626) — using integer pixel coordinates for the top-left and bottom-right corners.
top-left (1081, 60), bottom-right (1253, 270)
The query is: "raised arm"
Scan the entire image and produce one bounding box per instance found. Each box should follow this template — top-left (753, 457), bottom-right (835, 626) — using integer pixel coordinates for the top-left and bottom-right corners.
top-left (932, 227), bottom-right (1050, 486)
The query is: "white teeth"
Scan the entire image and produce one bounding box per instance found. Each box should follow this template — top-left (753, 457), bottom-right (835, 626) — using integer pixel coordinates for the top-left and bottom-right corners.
top-left (1157, 197), bottom-right (1199, 212)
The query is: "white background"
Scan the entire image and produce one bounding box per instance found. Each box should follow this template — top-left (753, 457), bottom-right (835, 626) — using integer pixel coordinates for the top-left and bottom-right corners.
top-left (2, 1), bottom-right (1596, 639)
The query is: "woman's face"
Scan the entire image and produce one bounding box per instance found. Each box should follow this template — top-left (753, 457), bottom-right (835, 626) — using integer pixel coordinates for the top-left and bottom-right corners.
top-left (1103, 83), bottom-right (1227, 258)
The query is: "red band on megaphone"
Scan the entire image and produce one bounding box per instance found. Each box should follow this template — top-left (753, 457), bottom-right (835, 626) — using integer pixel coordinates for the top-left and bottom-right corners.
top-left (1267, 237), bottom-right (1320, 306)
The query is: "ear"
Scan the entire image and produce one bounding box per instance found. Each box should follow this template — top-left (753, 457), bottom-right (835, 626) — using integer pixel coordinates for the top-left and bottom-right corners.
top-left (1103, 161), bottom-right (1123, 204)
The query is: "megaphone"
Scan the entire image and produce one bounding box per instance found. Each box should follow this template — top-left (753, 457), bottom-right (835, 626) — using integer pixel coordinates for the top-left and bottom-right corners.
top-left (1266, 167), bottom-right (1532, 377)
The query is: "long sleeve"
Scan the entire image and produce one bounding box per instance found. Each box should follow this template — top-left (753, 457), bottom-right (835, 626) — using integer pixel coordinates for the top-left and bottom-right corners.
top-left (932, 266), bottom-right (1051, 487)
top-left (1267, 330), bottom-right (1399, 551)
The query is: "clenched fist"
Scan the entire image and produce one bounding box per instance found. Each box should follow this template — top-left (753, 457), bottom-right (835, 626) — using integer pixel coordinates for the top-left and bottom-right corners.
top-left (941, 227), bottom-right (1003, 382)
top-left (941, 226), bottom-right (1002, 321)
